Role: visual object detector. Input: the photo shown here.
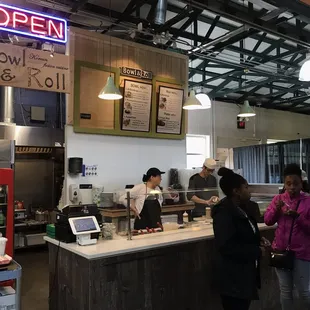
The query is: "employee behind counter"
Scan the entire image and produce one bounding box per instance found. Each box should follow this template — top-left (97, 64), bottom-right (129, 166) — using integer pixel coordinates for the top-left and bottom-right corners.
top-left (120, 168), bottom-right (165, 230)
top-left (187, 158), bottom-right (219, 218)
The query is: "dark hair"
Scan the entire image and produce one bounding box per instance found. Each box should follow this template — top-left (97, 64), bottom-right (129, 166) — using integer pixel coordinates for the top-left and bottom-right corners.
top-left (284, 164), bottom-right (302, 179)
top-left (142, 168), bottom-right (164, 182)
top-left (218, 167), bottom-right (247, 197)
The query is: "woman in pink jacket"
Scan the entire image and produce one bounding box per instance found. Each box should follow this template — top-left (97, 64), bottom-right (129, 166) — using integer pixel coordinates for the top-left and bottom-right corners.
top-left (265, 164), bottom-right (310, 310)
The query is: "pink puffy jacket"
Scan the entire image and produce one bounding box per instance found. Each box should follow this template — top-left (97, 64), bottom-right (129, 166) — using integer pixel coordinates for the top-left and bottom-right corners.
top-left (264, 191), bottom-right (310, 261)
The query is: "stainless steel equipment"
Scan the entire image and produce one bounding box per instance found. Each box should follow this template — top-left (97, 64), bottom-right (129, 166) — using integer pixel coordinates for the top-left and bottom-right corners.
top-left (0, 140), bottom-right (14, 168)
top-left (0, 124), bottom-right (63, 147)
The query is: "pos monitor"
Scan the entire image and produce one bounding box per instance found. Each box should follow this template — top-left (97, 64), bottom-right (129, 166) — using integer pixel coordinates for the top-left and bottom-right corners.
top-left (69, 216), bottom-right (100, 246)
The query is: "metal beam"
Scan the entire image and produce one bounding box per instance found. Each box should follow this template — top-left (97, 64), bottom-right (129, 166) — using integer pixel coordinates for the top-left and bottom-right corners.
top-left (189, 52), bottom-right (300, 85)
top-left (260, 7), bottom-right (288, 21)
top-left (208, 78), bottom-right (236, 97)
top-left (190, 25), bottom-right (250, 54)
top-left (267, 84), bottom-right (309, 106)
top-left (268, 0), bottom-right (310, 24)
top-left (204, 15), bottom-right (220, 40)
top-left (164, 9), bottom-right (203, 48)
top-left (207, 28), bottom-right (261, 52)
top-left (200, 70), bottom-right (241, 85)
top-left (282, 53), bottom-right (305, 72)
top-left (216, 77), bottom-right (279, 97)
top-left (190, 39), bottom-right (299, 71)
top-left (224, 81), bottom-right (308, 98)
top-left (292, 102), bottom-right (310, 111)
top-left (194, 19), bottom-right (198, 46)
top-left (226, 44), bottom-right (299, 69)
top-left (238, 85), bottom-right (264, 102)
top-left (188, 70), bottom-right (274, 87)
top-left (246, 32), bottom-right (267, 62)
top-left (188, 39), bottom-right (289, 80)
top-left (184, 0), bottom-right (310, 48)
top-left (101, 0), bottom-right (155, 34)
top-left (274, 94), bottom-right (310, 106)
top-left (166, 3), bottom-right (301, 52)
top-left (66, 0), bottom-right (309, 105)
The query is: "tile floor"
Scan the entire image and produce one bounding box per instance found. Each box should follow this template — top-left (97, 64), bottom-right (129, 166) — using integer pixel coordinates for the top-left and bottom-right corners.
top-left (15, 247), bottom-right (49, 310)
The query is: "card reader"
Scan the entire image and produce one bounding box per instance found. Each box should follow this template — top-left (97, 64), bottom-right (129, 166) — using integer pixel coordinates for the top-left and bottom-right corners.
top-left (68, 216), bottom-right (100, 246)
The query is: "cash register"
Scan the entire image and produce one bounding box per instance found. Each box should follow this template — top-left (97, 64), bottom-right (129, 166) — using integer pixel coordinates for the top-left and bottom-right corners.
top-left (69, 216), bottom-right (100, 245)
top-left (55, 204), bottom-right (102, 243)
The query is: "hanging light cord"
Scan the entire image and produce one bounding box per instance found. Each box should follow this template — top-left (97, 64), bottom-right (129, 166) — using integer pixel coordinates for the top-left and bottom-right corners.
top-left (109, 0), bottom-right (112, 76)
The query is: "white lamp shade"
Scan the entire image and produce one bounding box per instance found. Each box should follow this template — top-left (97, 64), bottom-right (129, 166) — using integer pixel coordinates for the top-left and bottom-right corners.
top-left (299, 60), bottom-right (310, 82)
top-left (238, 100), bottom-right (256, 117)
top-left (183, 90), bottom-right (203, 110)
top-left (195, 93), bottom-right (211, 109)
top-left (98, 76), bottom-right (123, 100)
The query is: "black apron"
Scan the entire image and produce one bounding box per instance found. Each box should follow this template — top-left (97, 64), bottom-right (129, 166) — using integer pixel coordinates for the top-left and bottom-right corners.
top-left (134, 192), bottom-right (162, 230)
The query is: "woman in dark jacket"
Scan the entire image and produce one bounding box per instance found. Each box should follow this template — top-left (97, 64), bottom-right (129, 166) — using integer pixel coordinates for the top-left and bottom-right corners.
top-left (212, 168), bottom-right (265, 310)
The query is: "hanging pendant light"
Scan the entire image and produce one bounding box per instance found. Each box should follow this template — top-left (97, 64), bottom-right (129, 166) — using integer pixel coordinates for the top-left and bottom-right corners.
top-left (195, 93), bottom-right (211, 109)
top-left (299, 56), bottom-right (310, 82)
top-left (98, 0), bottom-right (122, 101)
top-left (183, 90), bottom-right (203, 110)
top-left (98, 76), bottom-right (122, 100)
top-left (238, 100), bottom-right (256, 117)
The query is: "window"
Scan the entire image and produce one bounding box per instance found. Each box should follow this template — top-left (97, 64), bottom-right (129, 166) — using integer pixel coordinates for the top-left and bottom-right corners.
top-left (186, 135), bottom-right (211, 169)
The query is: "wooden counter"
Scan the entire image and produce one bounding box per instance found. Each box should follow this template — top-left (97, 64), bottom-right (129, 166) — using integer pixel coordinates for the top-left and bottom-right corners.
top-left (46, 225), bottom-right (285, 310)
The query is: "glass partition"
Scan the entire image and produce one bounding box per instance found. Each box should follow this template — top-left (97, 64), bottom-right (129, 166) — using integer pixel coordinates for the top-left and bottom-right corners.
top-left (96, 185), bottom-right (274, 241)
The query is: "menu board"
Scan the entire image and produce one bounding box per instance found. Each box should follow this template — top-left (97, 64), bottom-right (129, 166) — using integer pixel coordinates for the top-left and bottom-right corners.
top-left (121, 80), bottom-right (153, 132)
top-left (156, 86), bottom-right (184, 134)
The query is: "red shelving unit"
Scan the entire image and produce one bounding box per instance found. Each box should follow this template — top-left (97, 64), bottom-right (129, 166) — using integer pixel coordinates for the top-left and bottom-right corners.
top-left (0, 168), bottom-right (14, 257)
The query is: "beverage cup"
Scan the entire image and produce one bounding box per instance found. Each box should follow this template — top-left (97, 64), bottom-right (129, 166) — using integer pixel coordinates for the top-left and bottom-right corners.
top-left (205, 207), bottom-right (211, 220)
top-left (0, 237), bottom-right (8, 256)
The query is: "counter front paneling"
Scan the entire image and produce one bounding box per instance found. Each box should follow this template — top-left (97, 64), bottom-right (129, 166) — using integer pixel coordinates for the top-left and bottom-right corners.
top-left (46, 225), bottom-right (282, 310)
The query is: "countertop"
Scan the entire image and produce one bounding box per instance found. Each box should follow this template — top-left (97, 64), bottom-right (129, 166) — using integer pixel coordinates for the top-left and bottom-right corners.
top-left (44, 223), bottom-right (275, 260)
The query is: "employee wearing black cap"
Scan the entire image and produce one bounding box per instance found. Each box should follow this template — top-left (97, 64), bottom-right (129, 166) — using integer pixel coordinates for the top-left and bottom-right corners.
top-left (120, 168), bottom-right (165, 230)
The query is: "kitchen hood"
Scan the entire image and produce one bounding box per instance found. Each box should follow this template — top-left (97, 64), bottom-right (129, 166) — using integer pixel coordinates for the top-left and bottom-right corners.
top-left (0, 124), bottom-right (64, 147)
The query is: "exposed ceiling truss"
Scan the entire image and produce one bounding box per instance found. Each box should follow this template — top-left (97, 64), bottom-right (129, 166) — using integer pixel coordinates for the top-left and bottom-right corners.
top-left (26, 0), bottom-right (310, 114)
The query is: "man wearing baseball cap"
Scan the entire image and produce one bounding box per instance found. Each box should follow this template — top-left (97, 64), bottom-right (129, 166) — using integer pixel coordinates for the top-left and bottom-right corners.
top-left (187, 158), bottom-right (219, 219)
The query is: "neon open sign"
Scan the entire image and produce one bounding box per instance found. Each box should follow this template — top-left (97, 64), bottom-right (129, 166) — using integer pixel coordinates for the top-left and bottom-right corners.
top-left (0, 4), bottom-right (67, 43)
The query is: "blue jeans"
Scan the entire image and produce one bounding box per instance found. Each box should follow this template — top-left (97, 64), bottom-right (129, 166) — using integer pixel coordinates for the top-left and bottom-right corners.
top-left (276, 258), bottom-right (310, 310)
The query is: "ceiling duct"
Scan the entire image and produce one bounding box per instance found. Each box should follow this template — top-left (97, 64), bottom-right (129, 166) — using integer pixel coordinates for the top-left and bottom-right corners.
top-left (154, 0), bottom-right (168, 25)
top-left (0, 87), bottom-right (15, 124)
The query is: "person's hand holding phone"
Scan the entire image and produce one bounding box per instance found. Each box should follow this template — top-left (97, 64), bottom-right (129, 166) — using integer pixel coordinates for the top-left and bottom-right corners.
top-left (284, 209), bottom-right (300, 219)
top-left (276, 199), bottom-right (285, 211)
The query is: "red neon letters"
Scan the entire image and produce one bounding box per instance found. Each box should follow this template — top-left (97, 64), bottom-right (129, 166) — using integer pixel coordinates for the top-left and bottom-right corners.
top-left (0, 4), bottom-right (67, 43)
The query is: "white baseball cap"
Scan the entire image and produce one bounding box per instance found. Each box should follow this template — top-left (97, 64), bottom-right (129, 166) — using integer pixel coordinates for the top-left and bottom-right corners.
top-left (203, 158), bottom-right (217, 170)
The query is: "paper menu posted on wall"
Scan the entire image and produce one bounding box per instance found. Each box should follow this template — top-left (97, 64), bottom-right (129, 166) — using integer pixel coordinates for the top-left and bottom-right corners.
top-left (156, 86), bottom-right (184, 134)
top-left (121, 80), bottom-right (152, 132)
